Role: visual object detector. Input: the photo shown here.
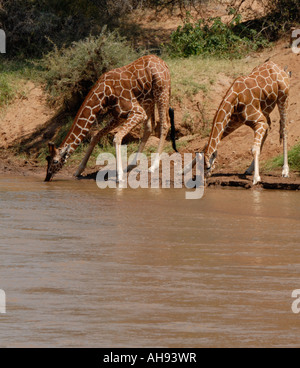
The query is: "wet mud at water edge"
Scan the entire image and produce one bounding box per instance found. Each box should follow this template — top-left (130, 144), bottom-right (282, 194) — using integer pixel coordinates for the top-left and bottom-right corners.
top-left (0, 175), bottom-right (300, 348)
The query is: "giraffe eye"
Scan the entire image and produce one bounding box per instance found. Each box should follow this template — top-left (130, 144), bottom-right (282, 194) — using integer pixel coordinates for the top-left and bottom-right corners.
top-left (53, 160), bottom-right (59, 164)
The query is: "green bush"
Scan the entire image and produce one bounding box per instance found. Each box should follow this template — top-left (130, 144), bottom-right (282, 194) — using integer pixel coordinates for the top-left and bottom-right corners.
top-left (167, 12), bottom-right (269, 58)
top-left (268, 144), bottom-right (300, 172)
top-left (41, 28), bottom-right (140, 110)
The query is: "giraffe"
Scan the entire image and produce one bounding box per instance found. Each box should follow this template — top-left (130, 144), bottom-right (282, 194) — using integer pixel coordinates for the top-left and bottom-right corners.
top-left (184, 61), bottom-right (290, 185)
top-left (45, 55), bottom-right (177, 182)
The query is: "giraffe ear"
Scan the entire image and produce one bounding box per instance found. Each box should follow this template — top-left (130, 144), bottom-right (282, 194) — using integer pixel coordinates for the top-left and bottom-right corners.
top-left (60, 144), bottom-right (71, 159)
top-left (48, 142), bottom-right (56, 156)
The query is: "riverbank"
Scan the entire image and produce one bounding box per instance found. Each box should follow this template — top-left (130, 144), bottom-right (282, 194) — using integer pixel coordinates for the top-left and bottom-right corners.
top-left (0, 12), bottom-right (299, 189)
top-left (1, 150), bottom-right (299, 191)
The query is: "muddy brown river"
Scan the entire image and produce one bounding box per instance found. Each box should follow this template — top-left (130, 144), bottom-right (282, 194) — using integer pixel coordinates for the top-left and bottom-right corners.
top-left (0, 175), bottom-right (300, 347)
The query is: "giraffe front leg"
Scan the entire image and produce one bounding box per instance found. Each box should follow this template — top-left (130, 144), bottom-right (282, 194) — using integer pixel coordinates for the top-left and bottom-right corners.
top-left (245, 116), bottom-right (270, 176)
top-left (252, 145), bottom-right (261, 185)
top-left (74, 118), bottom-right (118, 177)
top-left (126, 113), bottom-right (154, 173)
top-left (114, 107), bottom-right (147, 184)
top-left (251, 119), bottom-right (268, 185)
top-left (75, 134), bottom-right (99, 177)
top-left (113, 134), bottom-right (125, 184)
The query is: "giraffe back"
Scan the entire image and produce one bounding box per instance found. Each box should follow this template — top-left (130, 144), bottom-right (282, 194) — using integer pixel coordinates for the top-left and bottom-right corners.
top-left (95, 55), bottom-right (171, 118)
top-left (233, 61), bottom-right (290, 117)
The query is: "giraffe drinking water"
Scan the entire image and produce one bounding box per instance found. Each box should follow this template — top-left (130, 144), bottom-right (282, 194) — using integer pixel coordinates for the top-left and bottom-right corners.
top-left (184, 61), bottom-right (290, 185)
top-left (45, 55), bottom-right (177, 182)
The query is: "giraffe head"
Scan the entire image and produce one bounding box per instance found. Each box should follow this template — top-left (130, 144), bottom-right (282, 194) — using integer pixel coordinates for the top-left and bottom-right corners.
top-left (204, 151), bottom-right (218, 178)
top-left (45, 143), bottom-right (70, 182)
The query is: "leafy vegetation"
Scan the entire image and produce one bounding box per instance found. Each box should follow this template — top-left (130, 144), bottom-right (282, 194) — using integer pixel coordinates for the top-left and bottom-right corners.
top-left (266, 144), bottom-right (300, 172)
top-left (0, 0), bottom-right (104, 57)
top-left (0, 0), bottom-right (298, 58)
top-left (41, 28), bottom-right (140, 110)
top-left (0, 0), bottom-right (207, 57)
top-left (167, 12), bottom-right (270, 58)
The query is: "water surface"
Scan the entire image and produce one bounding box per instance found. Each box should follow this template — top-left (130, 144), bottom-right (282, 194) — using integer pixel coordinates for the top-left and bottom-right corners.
top-left (0, 175), bottom-right (299, 347)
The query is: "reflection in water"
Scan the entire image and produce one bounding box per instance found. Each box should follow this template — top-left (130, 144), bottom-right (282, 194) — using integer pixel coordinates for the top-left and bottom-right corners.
top-left (0, 175), bottom-right (300, 347)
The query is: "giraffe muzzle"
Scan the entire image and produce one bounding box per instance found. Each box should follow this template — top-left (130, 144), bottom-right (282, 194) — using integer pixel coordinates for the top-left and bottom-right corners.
top-left (44, 172), bottom-right (54, 182)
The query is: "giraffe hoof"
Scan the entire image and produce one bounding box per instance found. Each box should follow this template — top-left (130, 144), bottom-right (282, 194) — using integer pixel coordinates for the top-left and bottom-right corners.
top-left (252, 176), bottom-right (261, 185)
top-left (74, 172), bottom-right (82, 179)
top-left (74, 168), bottom-right (84, 177)
top-left (204, 169), bottom-right (212, 178)
top-left (282, 167), bottom-right (289, 178)
top-left (116, 178), bottom-right (126, 187)
top-left (148, 166), bottom-right (158, 173)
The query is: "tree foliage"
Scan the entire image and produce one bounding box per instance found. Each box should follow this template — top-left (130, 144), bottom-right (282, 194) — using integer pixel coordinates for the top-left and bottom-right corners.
top-left (41, 28), bottom-right (140, 111)
top-left (0, 0), bottom-right (211, 56)
top-left (0, 0), bottom-right (298, 57)
top-left (0, 0), bottom-right (103, 56)
top-left (227, 0), bottom-right (300, 39)
top-left (168, 12), bottom-right (269, 58)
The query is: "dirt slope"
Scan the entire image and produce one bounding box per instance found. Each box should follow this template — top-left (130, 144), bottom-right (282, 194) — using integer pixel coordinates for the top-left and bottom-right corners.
top-left (0, 38), bottom-right (299, 184)
top-left (0, 81), bottom-right (54, 149)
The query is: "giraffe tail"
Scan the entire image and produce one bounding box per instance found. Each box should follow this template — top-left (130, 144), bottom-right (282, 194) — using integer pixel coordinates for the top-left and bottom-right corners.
top-left (169, 107), bottom-right (178, 152)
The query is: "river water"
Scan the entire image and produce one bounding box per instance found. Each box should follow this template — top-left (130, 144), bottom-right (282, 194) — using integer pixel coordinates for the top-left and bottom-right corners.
top-left (0, 175), bottom-right (299, 347)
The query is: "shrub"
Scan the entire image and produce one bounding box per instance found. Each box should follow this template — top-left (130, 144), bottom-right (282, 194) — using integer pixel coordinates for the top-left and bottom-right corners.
top-left (267, 143), bottom-right (300, 172)
top-left (41, 28), bottom-right (140, 110)
top-left (0, 0), bottom-right (154, 57)
top-left (0, 0), bottom-right (107, 57)
top-left (167, 12), bottom-right (269, 58)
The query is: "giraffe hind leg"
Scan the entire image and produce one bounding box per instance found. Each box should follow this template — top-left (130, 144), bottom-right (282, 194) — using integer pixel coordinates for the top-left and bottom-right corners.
top-left (149, 93), bottom-right (170, 173)
top-left (250, 116), bottom-right (268, 185)
top-left (278, 95), bottom-right (289, 178)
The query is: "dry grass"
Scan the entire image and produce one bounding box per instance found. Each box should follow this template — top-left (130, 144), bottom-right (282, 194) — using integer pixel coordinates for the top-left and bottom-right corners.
top-left (166, 55), bottom-right (258, 100)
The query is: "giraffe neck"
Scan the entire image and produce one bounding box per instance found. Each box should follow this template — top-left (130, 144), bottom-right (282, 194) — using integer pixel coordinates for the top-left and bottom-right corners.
top-left (205, 89), bottom-right (237, 164)
top-left (61, 86), bottom-right (106, 154)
